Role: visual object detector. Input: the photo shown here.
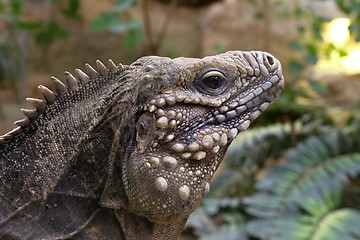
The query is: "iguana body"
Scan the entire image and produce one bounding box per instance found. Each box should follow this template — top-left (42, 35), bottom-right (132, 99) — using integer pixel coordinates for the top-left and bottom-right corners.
top-left (0, 51), bottom-right (284, 239)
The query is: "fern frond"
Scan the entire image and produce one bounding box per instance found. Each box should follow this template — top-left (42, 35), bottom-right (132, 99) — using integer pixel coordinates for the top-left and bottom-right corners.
top-left (244, 131), bottom-right (360, 239)
top-left (227, 122), bottom-right (301, 167)
top-left (187, 198), bottom-right (246, 240)
top-left (247, 208), bottom-right (360, 240)
top-left (215, 122), bottom-right (329, 197)
top-left (312, 208), bottom-right (360, 239)
top-left (226, 121), bottom-right (331, 167)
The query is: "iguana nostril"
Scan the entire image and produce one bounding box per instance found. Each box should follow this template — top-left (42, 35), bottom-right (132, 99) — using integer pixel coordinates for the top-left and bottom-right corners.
top-left (261, 52), bottom-right (280, 72)
top-left (266, 55), bottom-right (275, 65)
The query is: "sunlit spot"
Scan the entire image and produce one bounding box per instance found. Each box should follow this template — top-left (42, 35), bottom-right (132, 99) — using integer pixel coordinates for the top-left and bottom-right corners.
top-left (316, 18), bottom-right (360, 75)
top-left (323, 18), bottom-right (350, 47)
top-left (342, 48), bottom-right (360, 71)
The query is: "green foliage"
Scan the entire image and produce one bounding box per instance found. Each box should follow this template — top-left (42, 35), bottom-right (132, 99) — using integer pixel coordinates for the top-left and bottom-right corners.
top-left (90, 0), bottom-right (142, 50)
top-left (189, 0), bottom-right (360, 229)
top-left (0, 0), bottom-right (81, 92)
top-left (189, 124), bottom-right (360, 239)
top-left (35, 22), bottom-right (69, 46)
top-left (208, 122), bottom-right (315, 198)
top-left (212, 43), bottom-right (225, 54)
top-left (248, 0), bottom-right (360, 76)
top-left (336, 0), bottom-right (360, 41)
top-left (187, 198), bottom-right (247, 240)
top-left (245, 132), bottom-right (360, 239)
top-left (62, 0), bottom-right (80, 19)
top-left (202, 4), bottom-right (360, 238)
top-left (0, 0), bottom-right (27, 95)
top-left (90, 0), bottom-right (136, 33)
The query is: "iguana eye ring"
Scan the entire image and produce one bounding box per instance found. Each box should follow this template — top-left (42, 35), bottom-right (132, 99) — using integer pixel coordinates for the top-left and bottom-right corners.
top-left (197, 70), bottom-right (228, 95)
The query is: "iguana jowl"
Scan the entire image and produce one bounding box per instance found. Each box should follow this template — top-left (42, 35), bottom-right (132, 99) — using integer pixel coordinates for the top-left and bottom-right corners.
top-left (0, 51), bottom-right (284, 239)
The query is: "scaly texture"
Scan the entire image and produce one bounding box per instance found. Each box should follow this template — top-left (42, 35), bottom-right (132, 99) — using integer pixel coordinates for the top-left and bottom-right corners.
top-left (0, 51), bottom-right (284, 239)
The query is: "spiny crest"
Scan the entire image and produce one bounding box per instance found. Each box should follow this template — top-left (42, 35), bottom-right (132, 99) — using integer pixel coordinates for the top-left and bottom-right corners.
top-left (0, 59), bottom-right (123, 144)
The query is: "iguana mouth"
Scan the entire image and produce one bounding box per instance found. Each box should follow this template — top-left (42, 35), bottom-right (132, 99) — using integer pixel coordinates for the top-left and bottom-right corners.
top-left (205, 72), bottom-right (284, 132)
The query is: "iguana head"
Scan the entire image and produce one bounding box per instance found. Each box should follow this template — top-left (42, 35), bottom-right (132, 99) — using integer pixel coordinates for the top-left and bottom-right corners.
top-left (125, 51), bottom-right (284, 223)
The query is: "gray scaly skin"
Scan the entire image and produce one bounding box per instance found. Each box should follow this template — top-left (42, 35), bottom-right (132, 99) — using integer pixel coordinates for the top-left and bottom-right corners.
top-left (0, 51), bottom-right (284, 239)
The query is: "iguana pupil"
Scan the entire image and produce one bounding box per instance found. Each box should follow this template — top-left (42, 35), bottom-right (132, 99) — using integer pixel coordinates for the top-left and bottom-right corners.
top-left (198, 70), bottom-right (228, 95)
top-left (203, 75), bottom-right (223, 89)
top-left (202, 72), bottom-right (226, 88)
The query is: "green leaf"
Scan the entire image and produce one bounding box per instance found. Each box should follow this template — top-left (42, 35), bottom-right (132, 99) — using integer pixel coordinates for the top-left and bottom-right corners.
top-left (307, 79), bottom-right (327, 95)
top-left (10, 0), bottom-right (22, 14)
top-left (45, 0), bottom-right (57, 4)
top-left (304, 53), bottom-right (318, 65)
top-left (289, 40), bottom-right (302, 51)
top-left (311, 16), bottom-right (328, 41)
top-left (248, 206), bottom-right (360, 240)
top-left (17, 21), bottom-right (42, 30)
top-left (294, 7), bottom-right (303, 20)
top-left (62, 0), bottom-right (80, 18)
top-left (111, 21), bottom-right (140, 34)
top-left (245, 131), bottom-right (360, 239)
top-left (189, 199), bottom-right (245, 239)
top-left (304, 44), bottom-right (318, 64)
top-left (90, 0), bottom-right (138, 34)
top-left (35, 22), bottom-right (68, 46)
top-left (200, 224), bottom-right (248, 240)
top-left (122, 27), bottom-right (142, 50)
top-left (254, 11), bottom-right (264, 20)
top-left (114, 0), bottom-right (135, 12)
top-left (312, 209), bottom-right (360, 239)
top-left (187, 207), bottom-right (216, 237)
top-left (336, 0), bottom-right (351, 14)
top-left (247, 0), bottom-right (257, 6)
top-left (212, 43), bottom-right (225, 54)
top-left (288, 60), bottom-right (303, 74)
top-left (246, 219), bottom-right (270, 239)
top-left (90, 12), bottom-right (118, 32)
top-left (0, 2), bottom-right (5, 12)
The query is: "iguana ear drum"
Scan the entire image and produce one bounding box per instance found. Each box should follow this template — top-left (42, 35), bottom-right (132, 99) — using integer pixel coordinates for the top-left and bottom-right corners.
top-left (136, 113), bottom-right (156, 153)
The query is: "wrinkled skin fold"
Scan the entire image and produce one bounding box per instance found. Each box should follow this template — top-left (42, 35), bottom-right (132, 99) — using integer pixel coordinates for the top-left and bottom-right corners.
top-left (0, 51), bottom-right (284, 239)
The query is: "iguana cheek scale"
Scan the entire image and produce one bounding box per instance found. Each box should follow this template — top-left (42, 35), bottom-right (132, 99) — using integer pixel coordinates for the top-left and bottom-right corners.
top-left (0, 51), bottom-right (284, 239)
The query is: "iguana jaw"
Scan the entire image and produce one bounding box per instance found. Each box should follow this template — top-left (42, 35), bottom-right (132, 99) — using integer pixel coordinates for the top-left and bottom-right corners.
top-left (123, 51), bottom-right (284, 224)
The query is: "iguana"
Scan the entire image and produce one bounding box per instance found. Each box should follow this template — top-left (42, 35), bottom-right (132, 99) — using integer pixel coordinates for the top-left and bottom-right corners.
top-left (0, 51), bottom-right (284, 239)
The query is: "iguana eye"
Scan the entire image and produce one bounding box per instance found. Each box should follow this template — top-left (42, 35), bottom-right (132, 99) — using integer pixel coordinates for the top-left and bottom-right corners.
top-left (197, 71), bottom-right (228, 95)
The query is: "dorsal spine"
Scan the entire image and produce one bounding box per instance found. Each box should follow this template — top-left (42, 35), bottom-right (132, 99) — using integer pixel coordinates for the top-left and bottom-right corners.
top-left (0, 59), bottom-right (123, 144)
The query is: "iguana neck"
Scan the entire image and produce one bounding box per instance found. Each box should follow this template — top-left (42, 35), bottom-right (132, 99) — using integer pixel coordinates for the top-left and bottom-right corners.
top-left (0, 70), bottom-right (138, 214)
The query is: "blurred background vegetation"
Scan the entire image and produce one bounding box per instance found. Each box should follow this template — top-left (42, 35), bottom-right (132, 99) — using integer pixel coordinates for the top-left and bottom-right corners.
top-left (1, 0), bottom-right (360, 239)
